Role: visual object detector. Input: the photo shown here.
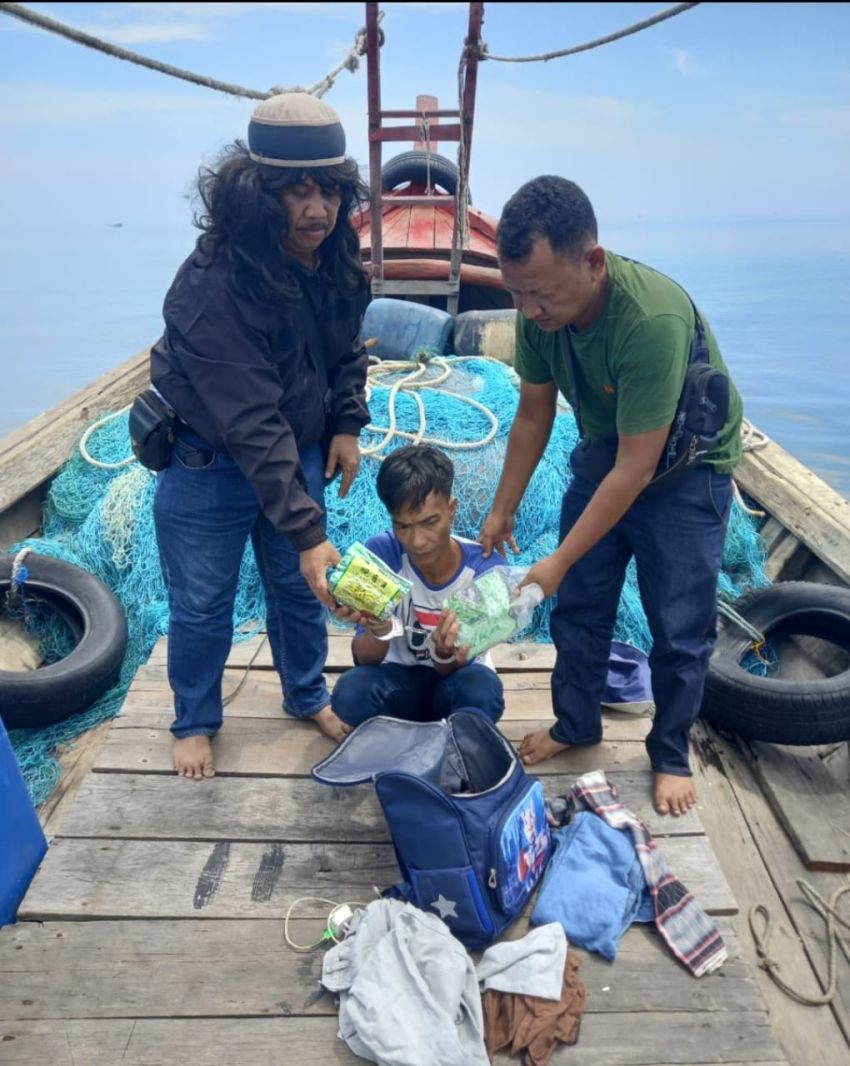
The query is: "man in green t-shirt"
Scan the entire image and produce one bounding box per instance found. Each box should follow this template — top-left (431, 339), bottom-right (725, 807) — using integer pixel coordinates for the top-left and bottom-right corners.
top-left (479, 176), bottom-right (743, 817)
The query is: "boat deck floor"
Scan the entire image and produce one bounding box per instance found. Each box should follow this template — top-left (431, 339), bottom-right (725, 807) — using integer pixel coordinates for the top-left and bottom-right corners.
top-left (1, 633), bottom-right (848, 1065)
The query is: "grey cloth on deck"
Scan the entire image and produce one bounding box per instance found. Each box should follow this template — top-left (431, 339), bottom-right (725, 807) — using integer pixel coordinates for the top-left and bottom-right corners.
top-left (321, 897), bottom-right (489, 1066)
top-left (476, 923), bottom-right (567, 1002)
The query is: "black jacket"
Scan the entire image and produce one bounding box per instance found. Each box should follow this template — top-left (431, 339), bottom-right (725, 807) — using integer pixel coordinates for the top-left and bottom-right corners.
top-left (151, 248), bottom-right (369, 552)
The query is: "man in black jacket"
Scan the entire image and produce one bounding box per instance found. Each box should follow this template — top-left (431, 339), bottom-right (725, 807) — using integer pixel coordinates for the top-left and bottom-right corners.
top-left (151, 93), bottom-right (370, 778)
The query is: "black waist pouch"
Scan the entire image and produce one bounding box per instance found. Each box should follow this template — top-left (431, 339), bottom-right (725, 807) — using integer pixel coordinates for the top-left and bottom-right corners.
top-left (129, 389), bottom-right (176, 472)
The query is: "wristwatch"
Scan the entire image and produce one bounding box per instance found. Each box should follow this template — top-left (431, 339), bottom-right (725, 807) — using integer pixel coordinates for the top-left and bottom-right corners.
top-left (374, 615), bottom-right (404, 641)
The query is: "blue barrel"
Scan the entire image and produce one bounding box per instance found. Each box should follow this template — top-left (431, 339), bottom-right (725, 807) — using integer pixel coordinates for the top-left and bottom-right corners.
top-left (0, 717), bottom-right (47, 925)
top-left (361, 298), bottom-right (454, 361)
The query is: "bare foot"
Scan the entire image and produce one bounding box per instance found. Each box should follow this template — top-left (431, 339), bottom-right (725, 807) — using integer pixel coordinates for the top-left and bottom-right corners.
top-left (173, 735), bottom-right (215, 779)
top-left (652, 772), bottom-right (697, 816)
top-left (519, 727), bottom-right (570, 766)
top-left (313, 705), bottom-right (352, 743)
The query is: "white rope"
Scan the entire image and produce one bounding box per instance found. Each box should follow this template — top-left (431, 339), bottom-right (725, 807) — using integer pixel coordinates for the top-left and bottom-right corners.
top-left (78, 405), bottom-right (137, 470)
top-left (732, 478), bottom-right (764, 519)
top-left (5, 547), bottom-right (33, 610)
top-left (360, 356), bottom-right (501, 458)
top-left (741, 417), bottom-right (770, 453)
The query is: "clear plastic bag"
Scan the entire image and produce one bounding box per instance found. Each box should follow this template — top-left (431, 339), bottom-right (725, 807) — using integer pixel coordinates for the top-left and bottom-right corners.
top-left (327, 542), bottom-right (413, 621)
top-left (445, 567), bottom-right (544, 659)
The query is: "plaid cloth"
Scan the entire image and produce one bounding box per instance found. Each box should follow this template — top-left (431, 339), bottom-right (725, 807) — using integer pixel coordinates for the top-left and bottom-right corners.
top-left (547, 770), bottom-right (726, 978)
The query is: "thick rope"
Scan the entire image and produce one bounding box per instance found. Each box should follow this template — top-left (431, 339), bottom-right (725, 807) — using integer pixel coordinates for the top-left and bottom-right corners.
top-left (741, 417), bottom-right (770, 452)
top-left (481, 2), bottom-right (700, 64)
top-left (0, 2), bottom-right (375, 101)
top-left (78, 406), bottom-right (137, 470)
top-left (361, 356), bottom-right (500, 458)
top-left (716, 598), bottom-right (766, 646)
top-left (749, 881), bottom-right (850, 1006)
top-left (4, 547), bottom-right (33, 612)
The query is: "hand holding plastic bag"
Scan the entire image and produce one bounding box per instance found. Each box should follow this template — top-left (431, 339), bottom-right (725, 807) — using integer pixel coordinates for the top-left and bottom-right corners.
top-left (327, 542), bottom-right (412, 621)
top-left (444, 567), bottom-right (544, 659)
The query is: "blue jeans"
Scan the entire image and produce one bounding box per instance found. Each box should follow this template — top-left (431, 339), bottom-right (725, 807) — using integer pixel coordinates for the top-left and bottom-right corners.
top-left (549, 462), bottom-right (733, 776)
top-left (331, 661), bottom-right (505, 728)
top-left (154, 434), bottom-right (330, 739)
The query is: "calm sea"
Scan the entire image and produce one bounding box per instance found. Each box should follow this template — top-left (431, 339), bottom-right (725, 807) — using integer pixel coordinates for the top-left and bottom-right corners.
top-left (1, 219), bottom-right (848, 497)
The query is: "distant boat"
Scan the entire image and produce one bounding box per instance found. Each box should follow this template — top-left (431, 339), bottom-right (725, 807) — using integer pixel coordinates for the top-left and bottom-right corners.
top-left (108, 222), bottom-right (123, 228)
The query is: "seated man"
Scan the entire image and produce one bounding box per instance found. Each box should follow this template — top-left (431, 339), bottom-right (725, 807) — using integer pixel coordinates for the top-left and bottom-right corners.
top-left (331, 445), bottom-right (506, 727)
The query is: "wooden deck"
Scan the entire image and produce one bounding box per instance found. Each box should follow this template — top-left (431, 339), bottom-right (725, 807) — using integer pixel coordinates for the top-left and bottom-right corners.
top-left (1, 634), bottom-right (848, 1064)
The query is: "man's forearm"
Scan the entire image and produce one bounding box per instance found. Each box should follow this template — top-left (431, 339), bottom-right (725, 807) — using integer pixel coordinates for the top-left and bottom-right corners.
top-left (491, 410), bottom-right (554, 516)
top-left (351, 626), bottom-right (391, 665)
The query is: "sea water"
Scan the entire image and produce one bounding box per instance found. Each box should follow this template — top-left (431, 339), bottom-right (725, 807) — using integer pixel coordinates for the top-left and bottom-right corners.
top-left (0, 218), bottom-right (848, 497)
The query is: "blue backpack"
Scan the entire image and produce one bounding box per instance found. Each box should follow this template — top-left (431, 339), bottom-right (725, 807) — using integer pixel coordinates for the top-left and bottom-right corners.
top-left (312, 710), bottom-right (551, 949)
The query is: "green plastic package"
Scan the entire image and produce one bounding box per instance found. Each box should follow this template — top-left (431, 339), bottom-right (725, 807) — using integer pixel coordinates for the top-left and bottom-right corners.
top-left (445, 567), bottom-right (544, 659)
top-left (327, 542), bottom-right (412, 621)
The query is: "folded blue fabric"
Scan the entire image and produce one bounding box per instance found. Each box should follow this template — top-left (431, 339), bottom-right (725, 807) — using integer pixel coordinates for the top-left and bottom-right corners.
top-left (530, 812), bottom-right (654, 961)
top-left (603, 640), bottom-right (652, 705)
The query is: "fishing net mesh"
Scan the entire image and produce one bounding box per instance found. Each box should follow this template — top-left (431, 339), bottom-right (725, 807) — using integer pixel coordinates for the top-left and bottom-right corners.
top-left (4, 356), bottom-right (768, 805)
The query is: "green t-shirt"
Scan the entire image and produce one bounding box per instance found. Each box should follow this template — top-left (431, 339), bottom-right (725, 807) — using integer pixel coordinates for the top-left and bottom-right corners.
top-left (514, 252), bottom-right (743, 472)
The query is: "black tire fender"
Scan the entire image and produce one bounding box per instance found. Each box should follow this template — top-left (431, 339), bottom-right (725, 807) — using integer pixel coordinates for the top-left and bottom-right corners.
top-left (381, 150), bottom-right (471, 202)
top-left (0, 553), bottom-right (128, 729)
top-left (702, 581), bottom-right (850, 745)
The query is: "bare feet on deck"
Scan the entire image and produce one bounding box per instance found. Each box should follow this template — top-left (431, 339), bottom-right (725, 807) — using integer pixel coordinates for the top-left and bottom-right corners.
top-left (652, 772), bottom-right (697, 816)
top-left (312, 705), bottom-right (352, 743)
top-left (173, 735), bottom-right (215, 779)
top-left (519, 727), bottom-right (570, 766)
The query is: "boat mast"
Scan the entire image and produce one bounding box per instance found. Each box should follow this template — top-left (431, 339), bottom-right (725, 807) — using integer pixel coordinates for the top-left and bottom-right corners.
top-left (365, 1), bottom-right (483, 316)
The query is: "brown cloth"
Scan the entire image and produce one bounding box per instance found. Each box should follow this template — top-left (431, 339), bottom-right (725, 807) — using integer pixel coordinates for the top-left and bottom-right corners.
top-left (482, 953), bottom-right (586, 1066)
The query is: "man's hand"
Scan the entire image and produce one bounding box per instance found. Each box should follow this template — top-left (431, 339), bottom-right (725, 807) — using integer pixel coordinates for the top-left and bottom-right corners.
top-left (519, 552), bottom-right (568, 600)
top-left (430, 609), bottom-right (470, 667)
top-left (332, 603), bottom-right (396, 639)
top-left (325, 434), bottom-right (361, 498)
top-left (479, 510), bottom-right (519, 559)
top-left (299, 539), bottom-right (341, 608)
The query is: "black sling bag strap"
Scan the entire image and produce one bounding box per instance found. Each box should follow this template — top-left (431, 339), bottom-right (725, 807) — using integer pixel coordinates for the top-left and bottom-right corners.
top-left (562, 260), bottom-right (729, 489)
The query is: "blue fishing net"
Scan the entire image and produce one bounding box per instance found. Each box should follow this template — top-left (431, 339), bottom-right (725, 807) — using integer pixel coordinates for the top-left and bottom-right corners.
top-left (5, 355), bottom-right (768, 806)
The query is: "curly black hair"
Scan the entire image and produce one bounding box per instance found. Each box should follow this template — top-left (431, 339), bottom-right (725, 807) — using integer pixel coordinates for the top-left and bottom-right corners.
top-left (497, 175), bottom-right (598, 263)
top-left (192, 141), bottom-right (370, 310)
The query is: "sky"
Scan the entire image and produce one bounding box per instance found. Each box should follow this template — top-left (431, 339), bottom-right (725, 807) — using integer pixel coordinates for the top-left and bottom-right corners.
top-left (1, 1), bottom-right (849, 231)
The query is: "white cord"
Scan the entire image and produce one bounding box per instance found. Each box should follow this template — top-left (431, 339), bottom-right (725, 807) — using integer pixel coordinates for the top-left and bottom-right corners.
top-left (740, 417), bottom-right (770, 453)
top-left (283, 896), bottom-right (367, 953)
top-left (78, 404), bottom-right (137, 469)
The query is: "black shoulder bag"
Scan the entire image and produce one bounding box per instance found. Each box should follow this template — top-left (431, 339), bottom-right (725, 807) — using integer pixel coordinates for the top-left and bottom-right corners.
top-left (128, 387), bottom-right (177, 472)
top-left (565, 273), bottom-right (729, 490)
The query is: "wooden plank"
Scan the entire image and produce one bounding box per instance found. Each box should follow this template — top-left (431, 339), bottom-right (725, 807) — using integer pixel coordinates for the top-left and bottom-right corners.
top-left (736, 439), bottom-right (850, 584)
top-left (0, 487), bottom-right (44, 550)
top-left (0, 918), bottom-right (758, 1021)
top-left (146, 633), bottom-right (558, 672)
top-left (38, 721), bottom-right (114, 836)
top-left (691, 721), bottom-right (850, 1066)
top-left (0, 1016), bottom-right (787, 1065)
top-left (699, 725), bottom-right (850, 1045)
top-left (0, 347), bottom-right (150, 513)
top-left (54, 771), bottom-right (708, 843)
top-left (20, 835), bottom-right (734, 921)
top-left (746, 741), bottom-right (850, 871)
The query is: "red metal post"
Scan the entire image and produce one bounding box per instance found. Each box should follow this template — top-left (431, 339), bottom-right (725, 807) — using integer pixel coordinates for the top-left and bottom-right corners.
top-left (365, 2), bottom-right (383, 291)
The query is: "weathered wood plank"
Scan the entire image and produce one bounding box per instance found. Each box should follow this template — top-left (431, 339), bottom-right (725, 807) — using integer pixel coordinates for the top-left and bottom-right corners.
top-left (94, 716), bottom-right (650, 777)
top-left (0, 347), bottom-right (150, 514)
top-left (39, 721), bottom-right (113, 835)
top-left (0, 918), bottom-right (759, 1021)
top-left (55, 770), bottom-right (705, 842)
top-left (699, 726), bottom-right (850, 1045)
top-left (21, 835), bottom-right (735, 921)
top-left (691, 721), bottom-right (850, 1066)
top-left (736, 439), bottom-right (850, 584)
top-left (121, 662), bottom-right (650, 728)
top-left (746, 741), bottom-right (850, 871)
top-left (0, 1015), bottom-right (786, 1065)
top-left (0, 488), bottom-right (44, 550)
top-left (146, 632), bottom-right (559, 672)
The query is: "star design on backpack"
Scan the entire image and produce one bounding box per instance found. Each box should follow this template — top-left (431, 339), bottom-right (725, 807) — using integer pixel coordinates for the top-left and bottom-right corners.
top-left (430, 893), bottom-right (458, 920)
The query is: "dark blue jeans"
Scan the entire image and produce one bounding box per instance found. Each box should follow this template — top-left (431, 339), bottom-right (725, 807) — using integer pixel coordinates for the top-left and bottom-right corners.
top-left (549, 463), bottom-right (733, 776)
top-left (154, 435), bottom-right (330, 739)
top-left (331, 661), bottom-right (505, 727)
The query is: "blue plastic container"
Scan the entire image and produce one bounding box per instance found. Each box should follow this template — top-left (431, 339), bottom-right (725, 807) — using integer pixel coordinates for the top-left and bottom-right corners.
top-left (0, 717), bottom-right (47, 926)
top-left (361, 298), bottom-right (453, 361)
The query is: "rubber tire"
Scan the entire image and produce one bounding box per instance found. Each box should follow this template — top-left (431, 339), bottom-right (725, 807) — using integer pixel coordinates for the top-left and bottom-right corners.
top-left (381, 150), bottom-right (471, 202)
top-left (0, 554), bottom-right (128, 729)
top-left (702, 581), bottom-right (850, 745)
